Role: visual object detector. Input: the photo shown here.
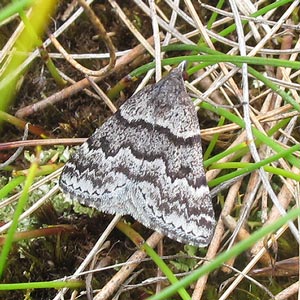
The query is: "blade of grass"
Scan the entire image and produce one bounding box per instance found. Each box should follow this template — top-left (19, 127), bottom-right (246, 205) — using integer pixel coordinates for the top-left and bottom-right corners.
top-left (203, 116), bottom-right (225, 161)
top-left (0, 0), bottom-right (34, 23)
top-left (143, 243), bottom-right (191, 300)
top-left (131, 52), bottom-right (300, 77)
top-left (0, 176), bottom-right (25, 200)
top-left (206, 0), bottom-right (225, 31)
top-left (0, 0), bottom-right (58, 114)
top-left (0, 280), bottom-right (83, 290)
top-left (211, 162), bottom-right (300, 181)
top-left (204, 142), bottom-right (248, 168)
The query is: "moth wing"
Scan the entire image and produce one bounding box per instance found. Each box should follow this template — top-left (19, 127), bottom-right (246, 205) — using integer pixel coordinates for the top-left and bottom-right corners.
top-left (59, 69), bottom-right (215, 246)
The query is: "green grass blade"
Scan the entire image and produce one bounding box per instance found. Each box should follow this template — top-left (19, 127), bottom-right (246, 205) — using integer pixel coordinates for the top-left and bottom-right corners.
top-left (0, 176), bottom-right (25, 200)
top-left (0, 280), bottom-right (83, 290)
top-left (143, 244), bottom-right (191, 300)
top-left (0, 0), bottom-right (34, 23)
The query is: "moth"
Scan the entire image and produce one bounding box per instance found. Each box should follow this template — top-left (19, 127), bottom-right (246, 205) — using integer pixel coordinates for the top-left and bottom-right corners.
top-left (59, 63), bottom-right (215, 246)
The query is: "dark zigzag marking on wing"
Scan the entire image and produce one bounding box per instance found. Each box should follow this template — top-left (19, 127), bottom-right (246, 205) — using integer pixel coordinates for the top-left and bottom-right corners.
top-left (116, 111), bottom-right (199, 145)
top-left (83, 117), bottom-right (205, 187)
top-left (72, 140), bottom-right (207, 188)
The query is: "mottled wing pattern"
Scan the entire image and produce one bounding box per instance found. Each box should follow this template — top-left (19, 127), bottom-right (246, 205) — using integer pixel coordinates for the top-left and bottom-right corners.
top-left (59, 66), bottom-right (215, 246)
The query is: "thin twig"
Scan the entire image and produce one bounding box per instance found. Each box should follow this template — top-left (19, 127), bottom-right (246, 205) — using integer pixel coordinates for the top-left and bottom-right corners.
top-left (0, 123), bottom-right (29, 169)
